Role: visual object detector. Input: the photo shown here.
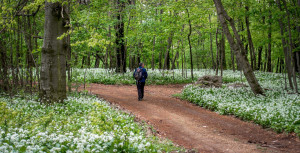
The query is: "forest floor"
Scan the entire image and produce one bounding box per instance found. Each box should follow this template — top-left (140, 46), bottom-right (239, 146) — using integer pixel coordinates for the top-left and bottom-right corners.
top-left (83, 84), bottom-right (300, 153)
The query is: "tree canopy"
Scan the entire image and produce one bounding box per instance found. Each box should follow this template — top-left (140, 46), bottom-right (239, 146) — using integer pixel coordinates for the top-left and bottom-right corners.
top-left (0, 0), bottom-right (299, 100)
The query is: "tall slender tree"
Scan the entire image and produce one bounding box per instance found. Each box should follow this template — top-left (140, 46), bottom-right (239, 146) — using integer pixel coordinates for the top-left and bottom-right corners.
top-left (186, 6), bottom-right (193, 80)
top-left (245, 4), bottom-right (256, 70)
top-left (213, 0), bottom-right (264, 95)
top-left (115, 0), bottom-right (126, 73)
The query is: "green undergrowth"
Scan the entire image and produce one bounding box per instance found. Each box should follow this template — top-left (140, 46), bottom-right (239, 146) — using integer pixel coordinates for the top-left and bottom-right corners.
top-left (0, 93), bottom-right (182, 152)
top-left (178, 71), bottom-right (300, 137)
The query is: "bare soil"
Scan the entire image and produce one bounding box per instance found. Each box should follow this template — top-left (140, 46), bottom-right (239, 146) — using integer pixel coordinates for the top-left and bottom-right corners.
top-left (84, 84), bottom-right (300, 153)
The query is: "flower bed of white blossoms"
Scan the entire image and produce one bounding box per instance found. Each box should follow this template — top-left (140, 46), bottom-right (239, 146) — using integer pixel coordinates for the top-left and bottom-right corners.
top-left (71, 68), bottom-right (195, 85)
top-left (70, 68), bottom-right (264, 85)
top-left (180, 70), bottom-right (300, 136)
top-left (0, 93), bottom-right (180, 152)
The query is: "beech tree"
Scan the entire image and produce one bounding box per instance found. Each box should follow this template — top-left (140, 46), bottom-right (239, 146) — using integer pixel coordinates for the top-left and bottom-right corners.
top-left (39, 1), bottom-right (70, 103)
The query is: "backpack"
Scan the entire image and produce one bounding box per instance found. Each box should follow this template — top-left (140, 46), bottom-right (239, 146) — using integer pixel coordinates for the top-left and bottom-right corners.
top-left (134, 68), bottom-right (143, 81)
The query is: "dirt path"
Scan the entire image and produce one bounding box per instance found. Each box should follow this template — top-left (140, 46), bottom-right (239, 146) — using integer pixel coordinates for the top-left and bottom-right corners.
top-left (85, 84), bottom-right (300, 153)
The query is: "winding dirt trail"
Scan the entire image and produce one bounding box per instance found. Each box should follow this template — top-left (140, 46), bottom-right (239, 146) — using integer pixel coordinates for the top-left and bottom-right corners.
top-left (85, 84), bottom-right (300, 153)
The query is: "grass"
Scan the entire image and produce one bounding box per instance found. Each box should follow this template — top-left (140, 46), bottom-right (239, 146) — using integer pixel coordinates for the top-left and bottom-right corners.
top-left (0, 93), bottom-right (182, 152)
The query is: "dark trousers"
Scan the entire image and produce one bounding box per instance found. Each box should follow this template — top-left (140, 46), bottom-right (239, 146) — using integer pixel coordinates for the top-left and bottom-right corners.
top-left (136, 81), bottom-right (145, 100)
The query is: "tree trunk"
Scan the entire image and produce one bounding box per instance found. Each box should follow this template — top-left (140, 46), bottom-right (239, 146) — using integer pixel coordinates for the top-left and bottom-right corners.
top-left (40, 2), bottom-right (69, 103)
top-left (151, 36), bottom-right (155, 70)
top-left (283, 0), bottom-right (298, 92)
top-left (186, 7), bottom-right (193, 80)
top-left (0, 34), bottom-right (9, 91)
top-left (171, 41), bottom-right (180, 70)
top-left (81, 56), bottom-right (86, 68)
top-left (257, 46), bottom-right (263, 70)
top-left (164, 34), bottom-right (173, 70)
top-left (220, 31), bottom-right (225, 76)
top-left (131, 55), bottom-right (135, 70)
top-left (23, 16), bottom-right (34, 68)
top-left (267, 12), bottom-right (272, 72)
top-left (23, 15), bottom-right (34, 92)
top-left (238, 19), bottom-right (247, 56)
top-left (87, 52), bottom-right (91, 67)
top-left (276, 58), bottom-right (280, 73)
top-left (104, 46), bottom-right (109, 69)
top-left (137, 41), bottom-right (141, 66)
top-left (10, 28), bottom-right (15, 92)
top-left (280, 58), bottom-right (284, 73)
top-left (276, 0), bottom-right (294, 90)
top-left (230, 48), bottom-right (235, 71)
top-left (209, 14), bottom-right (216, 70)
top-left (196, 37), bottom-right (201, 70)
top-left (220, 30), bottom-right (226, 70)
top-left (295, 51), bottom-right (300, 74)
top-left (20, 28), bottom-right (24, 88)
top-left (95, 50), bottom-right (100, 68)
top-left (15, 17), bottom-right (21, 87)
top-left (180, 25), bottom-right (185, 77)
top-left (33, 16), bottom-right (40, 91)
top-left (115, 0), bottom-right (126, 73)
top-left (216, 26), bottom-right (219, 75)
top-left (213, 0), bottom-right (264, 95)
top-left (245, 5), bottom-right (256, 70)
top-left (67, 35), bottom-right (72, 92)
top-left (159, 41), bottom-right (163, 69)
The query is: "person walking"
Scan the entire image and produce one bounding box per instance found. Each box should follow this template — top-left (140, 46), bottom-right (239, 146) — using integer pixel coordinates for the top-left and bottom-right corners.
top-left (133, 63), bottom-right (148, 101)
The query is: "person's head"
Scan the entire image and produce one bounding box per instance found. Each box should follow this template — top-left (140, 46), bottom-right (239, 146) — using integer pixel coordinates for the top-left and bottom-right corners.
top-left (139, 63), bottom-right (144, 68)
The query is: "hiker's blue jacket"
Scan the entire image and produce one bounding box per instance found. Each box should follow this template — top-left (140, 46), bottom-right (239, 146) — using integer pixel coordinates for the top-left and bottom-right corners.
top-left (133, 66), bottom-right (148, 82)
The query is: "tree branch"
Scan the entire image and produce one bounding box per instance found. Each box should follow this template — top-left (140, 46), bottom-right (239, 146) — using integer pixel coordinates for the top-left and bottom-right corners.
top-left (16, 5), bottom-right (41, 17)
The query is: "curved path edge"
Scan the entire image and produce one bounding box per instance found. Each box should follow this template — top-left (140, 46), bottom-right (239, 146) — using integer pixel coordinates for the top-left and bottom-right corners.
top-left (83, 84), bottom-right (300, 153)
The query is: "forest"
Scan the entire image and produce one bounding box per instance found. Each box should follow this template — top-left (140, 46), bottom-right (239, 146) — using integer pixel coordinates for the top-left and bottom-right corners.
top-left (0, 0), bottom-right (300, 152)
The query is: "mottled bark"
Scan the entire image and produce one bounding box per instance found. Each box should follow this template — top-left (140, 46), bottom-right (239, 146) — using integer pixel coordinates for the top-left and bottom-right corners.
top-left (40, 2), bottom-right (69, 103)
